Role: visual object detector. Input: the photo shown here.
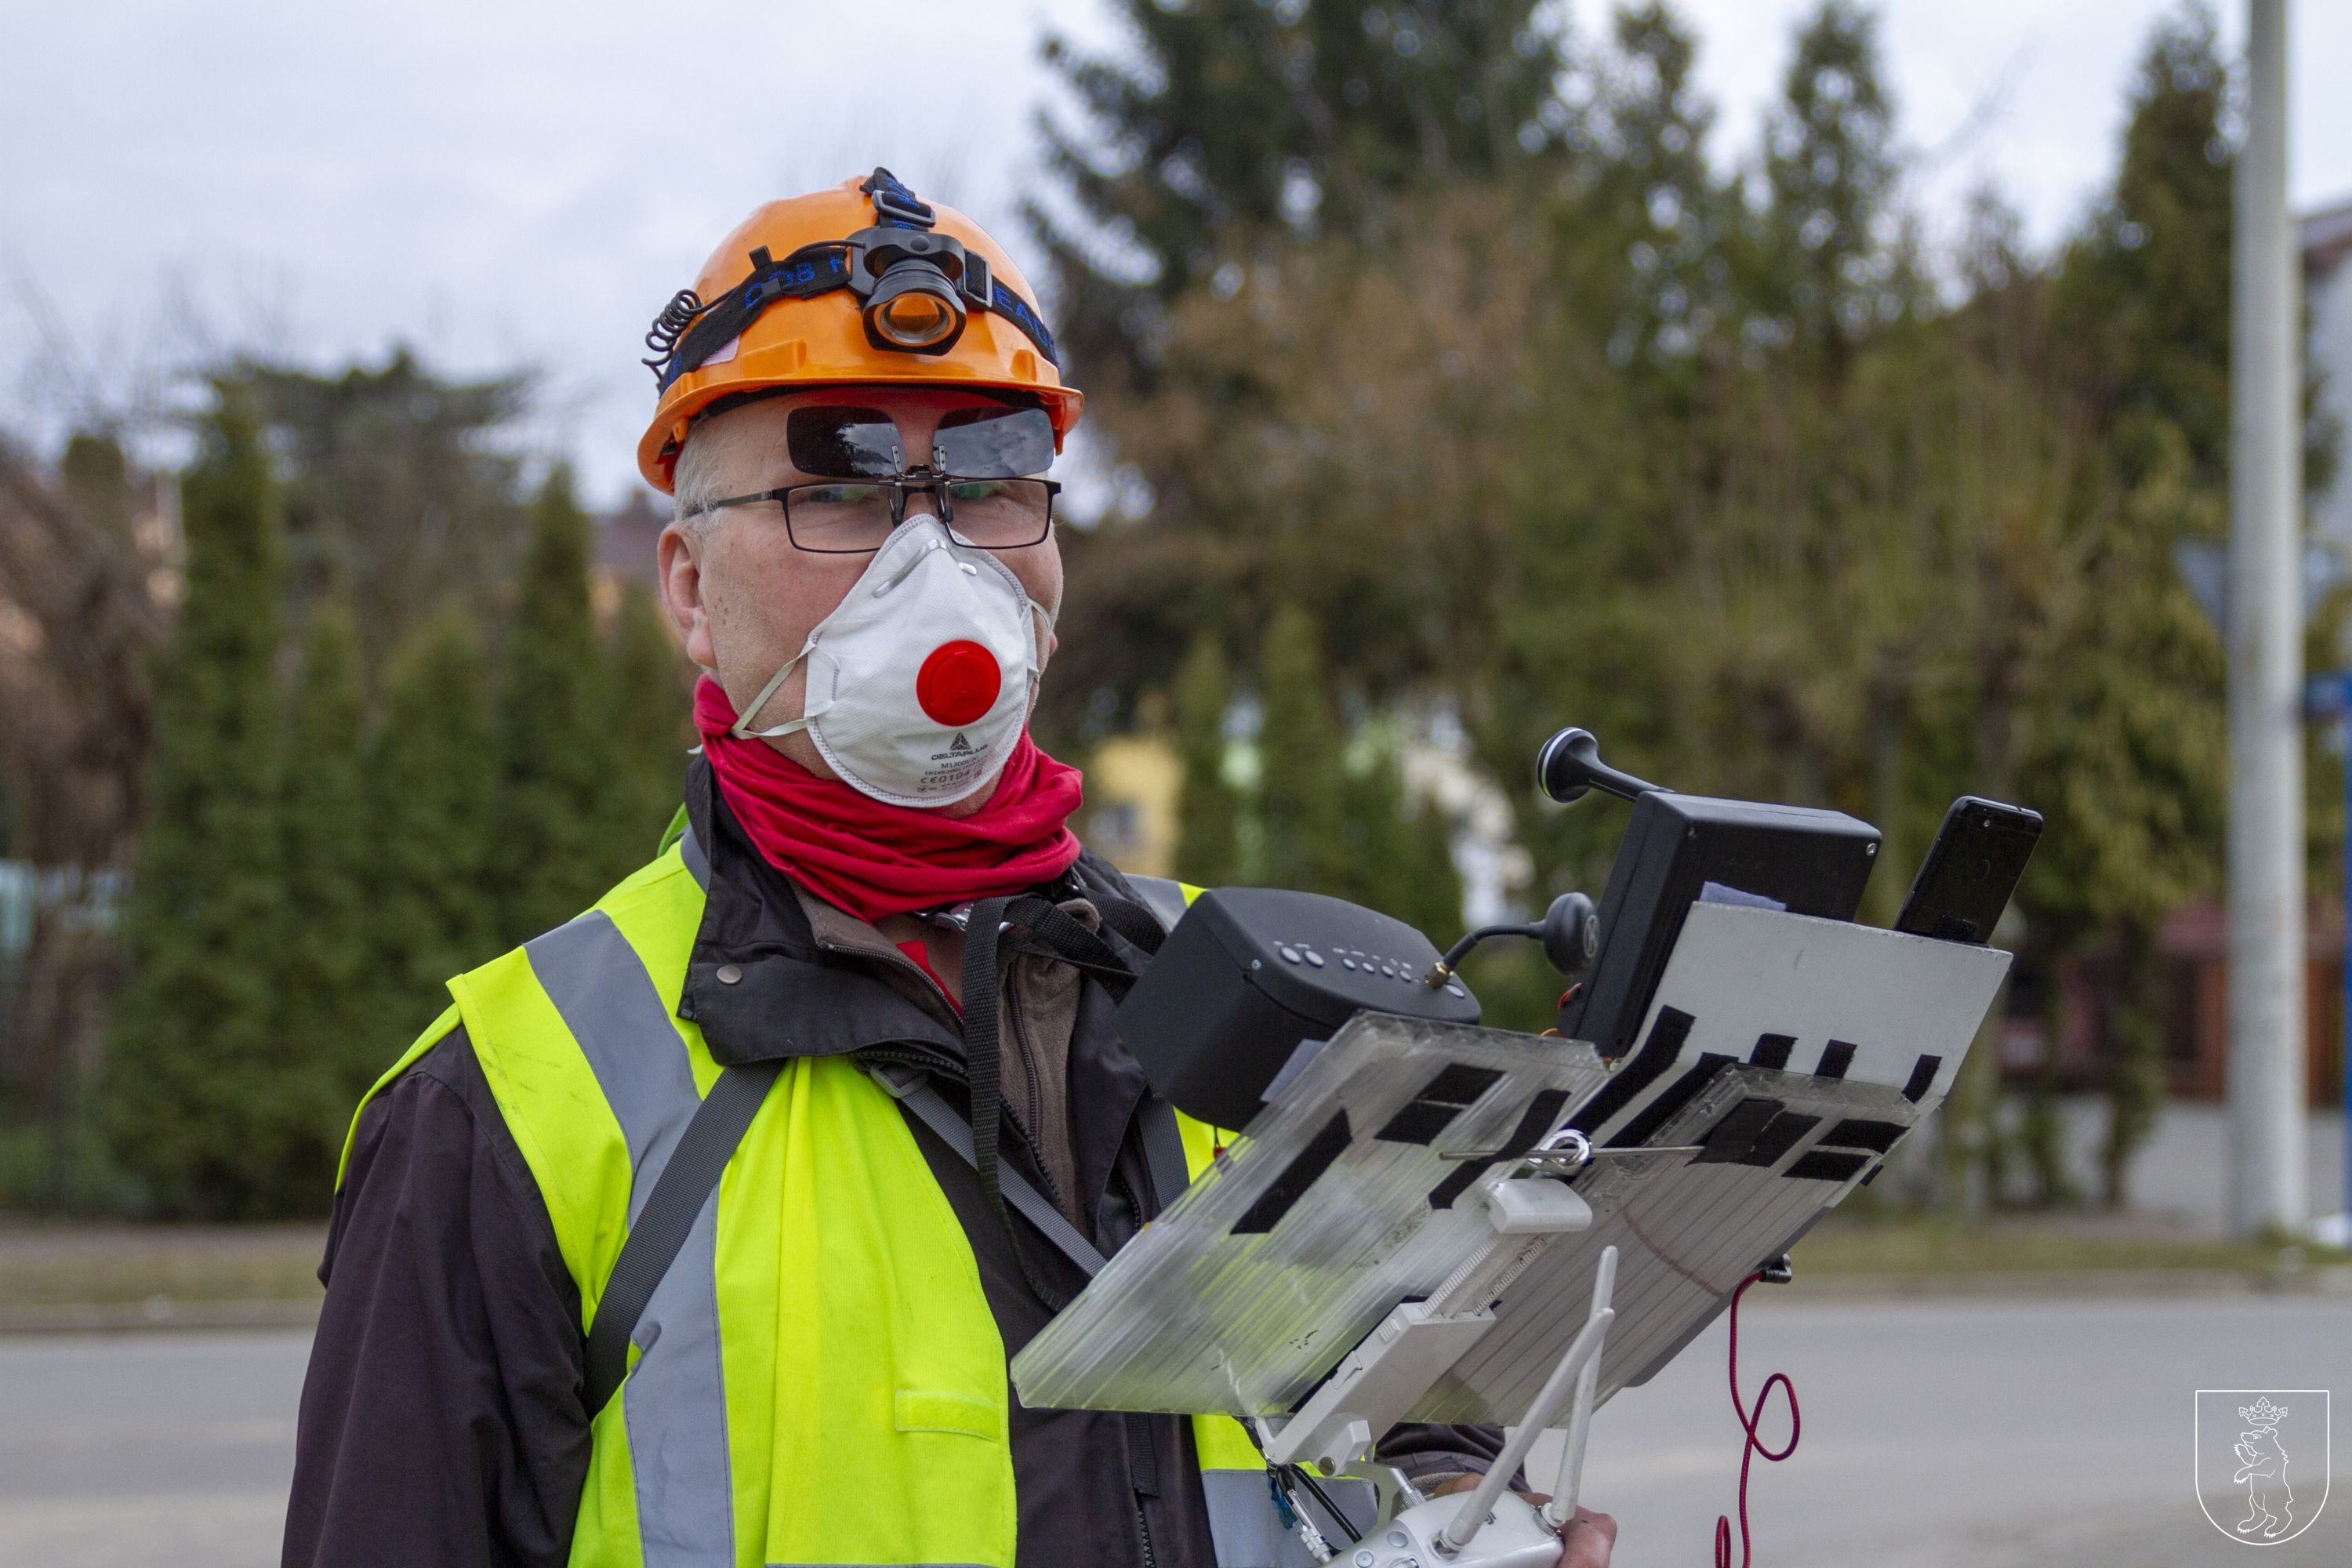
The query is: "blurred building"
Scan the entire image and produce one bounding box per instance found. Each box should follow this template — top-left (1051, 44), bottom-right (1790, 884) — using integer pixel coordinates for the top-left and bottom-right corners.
top-left (2002, 907), bottom-right (2347, 1112)
top-left (2151, 902), bottom-right (2343, 1108)
top-left (1398, 710), bottom-right (1530, 931)
top-left (2310, 198), bottom-right (2352, 547)
top-left (1082, 735), bottom-right (1181, 878)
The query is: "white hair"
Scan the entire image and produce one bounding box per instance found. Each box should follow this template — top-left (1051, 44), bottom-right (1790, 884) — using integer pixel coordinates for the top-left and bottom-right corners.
top-left (670, 401), bottom-right (775, 535)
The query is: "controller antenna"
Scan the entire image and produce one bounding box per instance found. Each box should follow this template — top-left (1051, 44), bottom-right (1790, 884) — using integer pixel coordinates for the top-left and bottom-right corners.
top-left (1537, 727), bottom-right (1661, 805)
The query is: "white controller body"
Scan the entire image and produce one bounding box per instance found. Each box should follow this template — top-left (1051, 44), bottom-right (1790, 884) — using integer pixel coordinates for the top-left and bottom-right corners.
top-left (1343, 1492), bottom-right (1563, 1568)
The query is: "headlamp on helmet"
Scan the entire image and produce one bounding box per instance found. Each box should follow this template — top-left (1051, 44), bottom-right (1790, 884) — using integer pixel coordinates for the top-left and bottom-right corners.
top-left (845, 226), bottom-right (988, 356)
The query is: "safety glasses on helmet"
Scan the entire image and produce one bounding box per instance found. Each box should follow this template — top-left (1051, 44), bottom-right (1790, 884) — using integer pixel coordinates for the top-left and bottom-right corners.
top-left (688, 403), bottom-right (1060, 554)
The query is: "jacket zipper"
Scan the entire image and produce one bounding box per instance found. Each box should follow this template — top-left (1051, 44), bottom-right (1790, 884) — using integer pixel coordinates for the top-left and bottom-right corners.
top-left (1004, 986), bottom-right (1069, 1218)
top-left (856, 1041), bottom-right (966, 1084)
top-left (1007, 985), bottom-right (1044, 1147)
top-left (811, 931), bottom-right (960, 1018)
top-left (1133, 1501), bottom-right (1158, 1568)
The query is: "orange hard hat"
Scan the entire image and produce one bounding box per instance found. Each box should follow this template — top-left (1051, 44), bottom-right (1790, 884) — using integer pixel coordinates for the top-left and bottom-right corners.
top-left (635, 169), bottom-right (1083, 492)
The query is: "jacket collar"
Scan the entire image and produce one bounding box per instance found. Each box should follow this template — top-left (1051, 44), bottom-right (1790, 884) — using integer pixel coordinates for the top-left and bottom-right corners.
top-left (676, 753), bottom-right (965, 1067)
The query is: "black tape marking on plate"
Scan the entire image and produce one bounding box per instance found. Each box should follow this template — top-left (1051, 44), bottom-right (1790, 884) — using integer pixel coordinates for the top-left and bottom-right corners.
top-left (1375, 1065), bottom-right (1506, 1146)
top-left (1234, 1109), bottom-right (1353, 1234)
top-left (1900, 1054), bottom-right (1943, 1103)
top-left (1606, 1051), bottom-right (1735, 1150)
top-left (1784, 1147), bottom-right (1871, 1184)
top-left (1734, 1111), bottom-right (1822, 1168)
top-left (1816, 1116), bottom-right (1904, 1154)
top-left (1690, 1096), bottom-right (1786, 1164)
top-left (1566, 1007), bottom-right (1697, 1138)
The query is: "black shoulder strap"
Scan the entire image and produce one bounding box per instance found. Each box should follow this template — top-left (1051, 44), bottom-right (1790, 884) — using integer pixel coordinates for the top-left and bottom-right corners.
top-left (1136, 1094), bottom-right (1192, 1214)
top-left (872, 1067), bottom-right (1189, 1269)
top-left (583, 1060), bottom-right (783, 1417)
top-left (876, 1065), bottom-right (1109, 1275)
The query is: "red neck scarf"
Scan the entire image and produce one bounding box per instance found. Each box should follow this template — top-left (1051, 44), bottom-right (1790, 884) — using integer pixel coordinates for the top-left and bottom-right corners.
top-left (693, 675), bottom-right (1083, 924)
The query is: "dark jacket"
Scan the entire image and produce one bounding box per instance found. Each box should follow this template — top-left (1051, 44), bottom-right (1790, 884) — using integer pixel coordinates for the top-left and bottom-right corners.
top-left (283, 758), bottom-right (1504, 1567)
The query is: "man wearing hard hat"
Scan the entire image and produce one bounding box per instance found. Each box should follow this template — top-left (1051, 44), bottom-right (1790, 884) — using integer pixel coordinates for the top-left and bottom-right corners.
top-left (282, 172), bottom-right (1617, 1568)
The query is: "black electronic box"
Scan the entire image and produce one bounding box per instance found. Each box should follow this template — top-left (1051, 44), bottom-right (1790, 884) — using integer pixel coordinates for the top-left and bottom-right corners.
top-left (1116, 887), bottom-right (1481, 1130)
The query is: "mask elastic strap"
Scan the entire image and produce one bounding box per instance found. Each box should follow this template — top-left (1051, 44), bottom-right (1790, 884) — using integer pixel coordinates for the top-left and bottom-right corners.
top-left (728, 649), bottom-right (815, 739)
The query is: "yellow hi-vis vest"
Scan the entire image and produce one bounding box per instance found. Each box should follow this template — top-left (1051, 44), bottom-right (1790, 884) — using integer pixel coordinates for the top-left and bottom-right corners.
top-left (347, 838), bottom-right (1269, 1568)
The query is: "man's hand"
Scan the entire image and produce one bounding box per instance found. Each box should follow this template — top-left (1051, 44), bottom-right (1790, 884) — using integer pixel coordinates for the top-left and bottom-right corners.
top-left (1548, 1505), bottom-right (1617, 1568)
top-left (1431, 1475), bottom-right (1617, 1567)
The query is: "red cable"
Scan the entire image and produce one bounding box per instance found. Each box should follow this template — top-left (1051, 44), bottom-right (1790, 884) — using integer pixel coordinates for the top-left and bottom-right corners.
top-left (1712, 1272), bottom-right (1799, 1568)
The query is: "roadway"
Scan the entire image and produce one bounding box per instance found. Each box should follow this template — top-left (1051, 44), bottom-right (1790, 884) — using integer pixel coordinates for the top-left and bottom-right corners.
top-left (2, 1291), bottom-right (2348, 1566)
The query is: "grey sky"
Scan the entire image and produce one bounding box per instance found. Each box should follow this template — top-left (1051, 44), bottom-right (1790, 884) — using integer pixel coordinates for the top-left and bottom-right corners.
top-left (2, 0), bottom-right (2346, 506)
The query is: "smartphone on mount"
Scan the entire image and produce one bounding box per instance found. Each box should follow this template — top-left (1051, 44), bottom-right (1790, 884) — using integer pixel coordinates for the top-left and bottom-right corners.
top-left (1896, 797), bottom-right (2043, 945)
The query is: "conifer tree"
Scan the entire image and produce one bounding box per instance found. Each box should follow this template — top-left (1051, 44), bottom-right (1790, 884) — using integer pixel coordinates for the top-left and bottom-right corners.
top-left (600, 583), bottom-right (692, 877)
top-left (1401, 793), bottom-right (1465, 945)
top-left (368, 608), bottom-right (496, 1057)
top-left (1256, 605), bottom-right (1348, 895)
top-left (1755, 1), bottom-right (1900, 366)
top-left (1570, 2), bottom-right (1737, 394)
top-left (1338, 742), bottom-right (1461, 941)
top-left (2053, 5), bottom-right (2233, 484)
top-left (1172, 633), bottom-right (1242, 888)
top-left (107, 393), bottom-right (307, 1217)
top-left (277, 601), bottom-right (374, 1111)
top-left (236, 350), bottom-right (532, 663)
top-left (1032, 0), bottom-right (1573, 383)
top-left (491, 466), bottom-right (610, 944)
top-left (2032, 10), bottom-right (2235, 1205)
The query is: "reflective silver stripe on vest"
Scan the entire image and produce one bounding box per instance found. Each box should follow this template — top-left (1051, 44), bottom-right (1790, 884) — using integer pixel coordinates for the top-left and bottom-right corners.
top-left (1124, 874), bottom-right (1192, 934)
top-left (1200, 1470), bottom-right (1377, 1568)
top-left (526, 911), bottom-right (734, 1568)
top-left (626, 1187), bottom-right (734, 1567)
top-left (680, 820), bottom-right (710, 889)
top-left (527, 913), bottom-right (700, 1225)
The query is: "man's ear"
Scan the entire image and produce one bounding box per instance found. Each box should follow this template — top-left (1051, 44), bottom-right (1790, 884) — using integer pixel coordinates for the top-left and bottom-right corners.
top-left (659, 521), bottom-right (717, 670)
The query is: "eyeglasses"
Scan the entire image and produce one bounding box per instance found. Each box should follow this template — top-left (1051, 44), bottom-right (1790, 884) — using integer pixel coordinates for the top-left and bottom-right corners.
top-left (695, 474), bottom-right (1059, 553)
top-left (688, 401), bottom-right (1060, 553)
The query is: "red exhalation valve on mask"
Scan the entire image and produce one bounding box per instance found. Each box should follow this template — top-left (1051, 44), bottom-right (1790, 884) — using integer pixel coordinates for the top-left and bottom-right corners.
top-left (916, 639), bottom-right (1004, 727)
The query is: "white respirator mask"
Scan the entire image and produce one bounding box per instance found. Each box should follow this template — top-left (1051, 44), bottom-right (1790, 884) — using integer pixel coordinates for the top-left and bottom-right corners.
top-left (729, 515), bottom-right (1052, 808)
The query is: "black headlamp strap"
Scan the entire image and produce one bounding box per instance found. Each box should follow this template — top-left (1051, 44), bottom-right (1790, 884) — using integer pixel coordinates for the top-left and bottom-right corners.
top-left (986, 283), bottom-right (1058, 367)
top-left (652, 241), bottom-right (855, 389)
top-left (860, 166), bottom-right (937, 230)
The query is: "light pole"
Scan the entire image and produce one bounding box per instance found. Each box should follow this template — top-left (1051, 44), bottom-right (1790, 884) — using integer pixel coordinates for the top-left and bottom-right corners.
top-left (2226, 0), bottom-right (2306, 1237)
